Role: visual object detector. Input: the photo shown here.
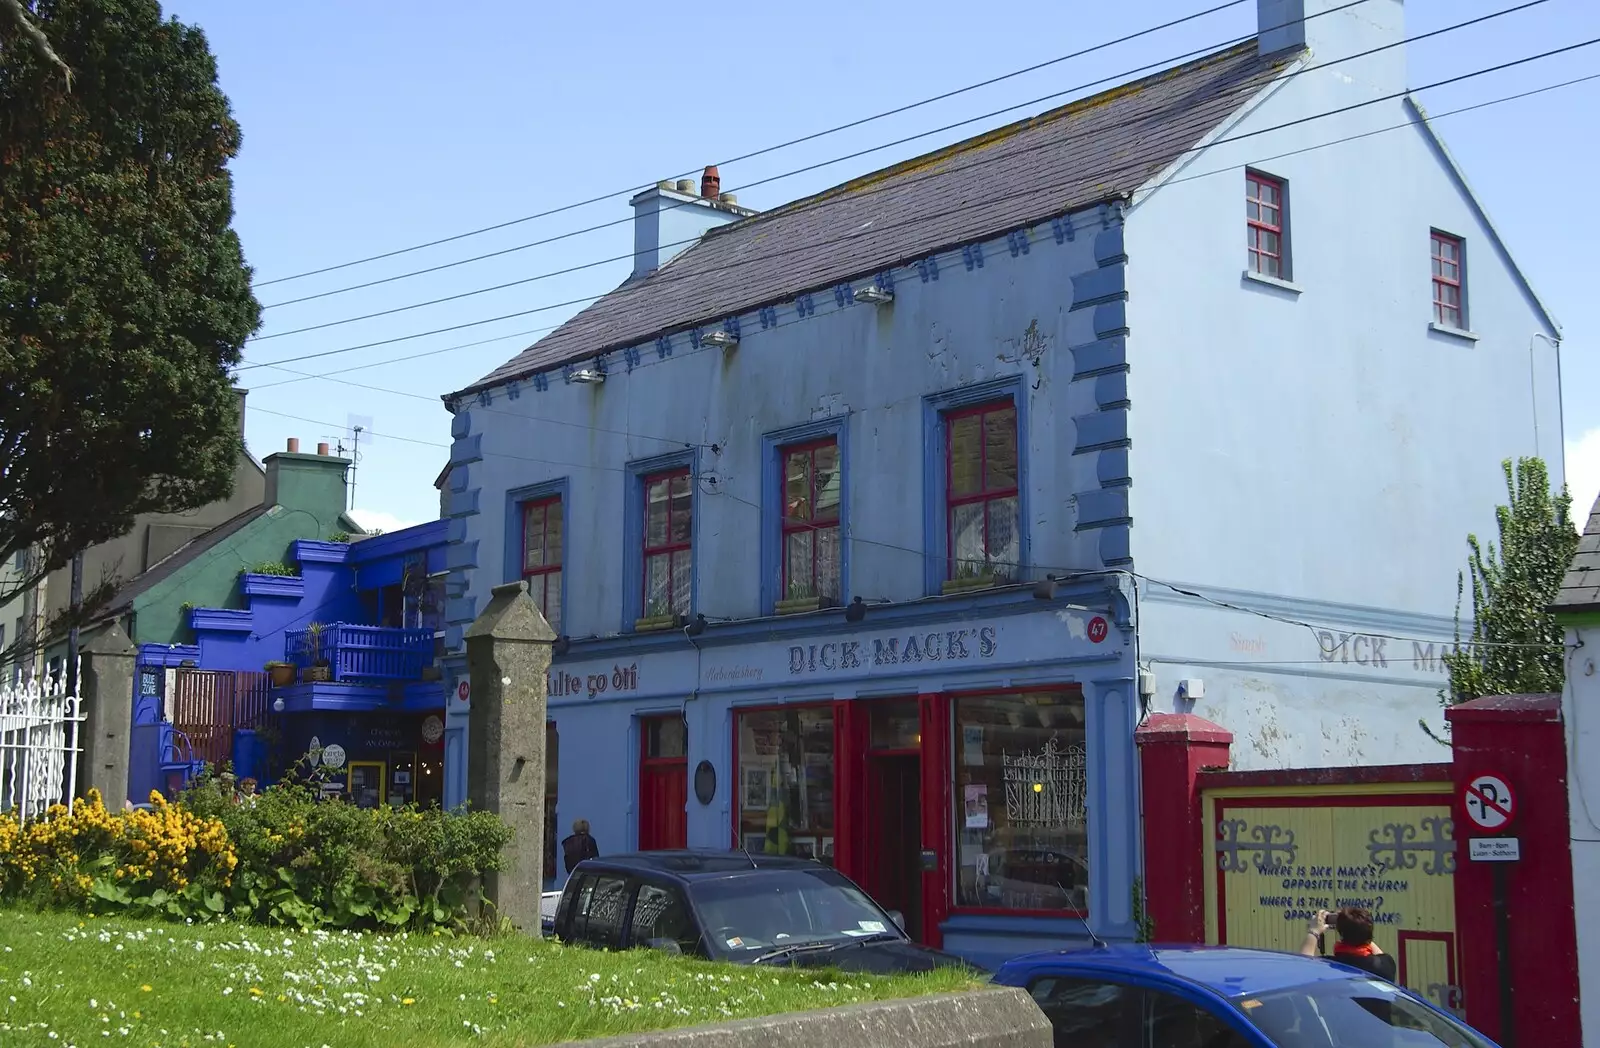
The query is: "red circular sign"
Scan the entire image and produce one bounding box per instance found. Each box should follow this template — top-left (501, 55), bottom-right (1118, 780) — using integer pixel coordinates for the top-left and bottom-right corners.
top-left (1087, 616), bottom-right (1109, 644)
top-left (456, 680), bottom-right (470, 702)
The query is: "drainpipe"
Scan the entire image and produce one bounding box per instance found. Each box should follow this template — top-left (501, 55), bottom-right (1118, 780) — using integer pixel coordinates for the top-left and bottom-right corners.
top-left (1529, 332), bottom-right (1561, 465)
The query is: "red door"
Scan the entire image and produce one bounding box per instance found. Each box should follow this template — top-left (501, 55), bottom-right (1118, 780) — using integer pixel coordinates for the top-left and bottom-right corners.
top-left (639, 715), bottom-right (688, 851)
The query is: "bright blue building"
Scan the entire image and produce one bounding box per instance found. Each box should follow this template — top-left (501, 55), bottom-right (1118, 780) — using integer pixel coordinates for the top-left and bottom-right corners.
top-left (435, 0), bottom-right (1561, 969)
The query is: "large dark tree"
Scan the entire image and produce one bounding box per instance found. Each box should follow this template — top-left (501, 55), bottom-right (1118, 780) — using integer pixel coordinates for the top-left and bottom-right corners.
top-left (0, 0), bottom-right (260, 642)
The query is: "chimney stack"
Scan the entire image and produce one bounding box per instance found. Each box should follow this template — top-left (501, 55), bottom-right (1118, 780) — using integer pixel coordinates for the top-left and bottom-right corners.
top-left (700, 165), bottom-right (721, 200)
top-left (286, 437), bottom-right (300, 453)
top-left (629, 167), bottom-right (756, 281)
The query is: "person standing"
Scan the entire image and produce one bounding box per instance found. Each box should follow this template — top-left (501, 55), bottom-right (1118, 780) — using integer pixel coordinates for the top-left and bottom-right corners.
top-left (1299, 907), bottom-right (1398, 981)
top-left (561, 818), bottom-right (600, 874)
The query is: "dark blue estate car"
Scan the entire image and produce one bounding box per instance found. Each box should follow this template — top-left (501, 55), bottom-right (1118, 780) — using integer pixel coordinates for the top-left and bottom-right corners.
top-left (992, 944), bottom-right (1499, 1047)
top-left (553, 850), bottom-right (972, 974)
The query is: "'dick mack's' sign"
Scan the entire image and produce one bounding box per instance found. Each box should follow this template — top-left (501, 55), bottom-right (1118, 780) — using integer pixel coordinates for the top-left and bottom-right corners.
top-left (787, 625), bottom-right (999, 675)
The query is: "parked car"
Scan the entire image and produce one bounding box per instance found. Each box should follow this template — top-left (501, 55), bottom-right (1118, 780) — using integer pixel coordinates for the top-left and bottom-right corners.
top-left (554, 849), bottom-right (972, 974)
top-left (541, 890), bottom-right (561, 935)
top-left (991, 943), bottom-right (1498, 1047)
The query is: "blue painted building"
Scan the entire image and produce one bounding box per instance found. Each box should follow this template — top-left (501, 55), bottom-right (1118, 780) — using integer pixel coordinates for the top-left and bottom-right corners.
top-left (435, 0), bottom-right (1561, 968)
top-left (130, 523), bottom-right (452, 807)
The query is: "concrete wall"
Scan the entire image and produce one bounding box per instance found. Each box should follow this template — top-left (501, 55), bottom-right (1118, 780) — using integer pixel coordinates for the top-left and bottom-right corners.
top-left (1122, 1), bottom-right (1562, 768)
top-left (1562, 618), bottom-right (1600, 1046)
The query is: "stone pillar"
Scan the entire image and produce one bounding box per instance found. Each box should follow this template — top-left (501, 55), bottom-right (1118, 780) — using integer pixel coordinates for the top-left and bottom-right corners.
top-left (1134, 713), bottom-right (1233, 944)
top-left (464, 580), bottom-right (555, 934)
top-left (79, 622), bottom-right (138, 808)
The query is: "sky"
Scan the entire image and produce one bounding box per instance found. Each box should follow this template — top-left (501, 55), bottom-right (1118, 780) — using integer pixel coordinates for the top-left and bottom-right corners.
top-left (163, 0), bottom-right (1600, 534)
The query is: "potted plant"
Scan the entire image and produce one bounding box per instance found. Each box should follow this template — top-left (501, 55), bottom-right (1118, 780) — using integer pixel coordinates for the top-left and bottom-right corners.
top-left (264, 661), bottom-right (297, 687)
top-left (634, 597), bottom-right (683, 633)
top-left (776, 580), bottom-right (823, 616)
top-left (941, 559), bottom-right (1009, 595)
top-left (301, 621), bottom-right (333, 682)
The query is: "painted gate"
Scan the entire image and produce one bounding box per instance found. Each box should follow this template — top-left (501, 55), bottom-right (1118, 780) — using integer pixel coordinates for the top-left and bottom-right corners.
top-left (1200, 768), bottom-right (1462, 1018)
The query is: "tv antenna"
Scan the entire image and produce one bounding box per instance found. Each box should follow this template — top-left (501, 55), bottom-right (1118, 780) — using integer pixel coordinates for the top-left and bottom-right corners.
top-left (333, 415), bottom-right (373, 511)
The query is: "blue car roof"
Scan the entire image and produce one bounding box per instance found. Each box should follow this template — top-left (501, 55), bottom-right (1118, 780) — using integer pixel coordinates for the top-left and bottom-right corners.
top-left (992, 944), bottom-right (1370, 999)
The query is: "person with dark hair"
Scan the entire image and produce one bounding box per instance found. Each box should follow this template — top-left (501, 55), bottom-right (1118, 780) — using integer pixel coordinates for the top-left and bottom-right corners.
top-left (561, 819), bottom-right (600, 874)
top-left (1299, 907), bottom-right (1398, 981)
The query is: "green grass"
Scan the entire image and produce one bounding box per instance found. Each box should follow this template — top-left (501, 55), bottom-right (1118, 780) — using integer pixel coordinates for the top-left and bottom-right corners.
top-left (0, 909), bottom-right (979, 1047)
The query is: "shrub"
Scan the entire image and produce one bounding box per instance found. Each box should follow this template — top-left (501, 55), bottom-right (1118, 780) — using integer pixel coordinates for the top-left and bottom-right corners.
top-left (0, 776), bottom-right (512, 933)
top-left (244, 561), bottom-right (297, 577)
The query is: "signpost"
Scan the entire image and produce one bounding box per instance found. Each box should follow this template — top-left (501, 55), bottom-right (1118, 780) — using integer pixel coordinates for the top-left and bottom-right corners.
top-left (1463, 772), bottom-right (1518, 1048)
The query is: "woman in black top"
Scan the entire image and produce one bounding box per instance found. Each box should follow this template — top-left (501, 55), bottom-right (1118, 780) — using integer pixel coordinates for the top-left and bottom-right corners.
top-left (1299, 907), bottom-right (1399, 982)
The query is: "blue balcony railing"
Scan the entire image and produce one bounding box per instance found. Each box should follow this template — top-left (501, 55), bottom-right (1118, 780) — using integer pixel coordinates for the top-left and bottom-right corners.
top-left (285, 623), bottom-right (434, 682)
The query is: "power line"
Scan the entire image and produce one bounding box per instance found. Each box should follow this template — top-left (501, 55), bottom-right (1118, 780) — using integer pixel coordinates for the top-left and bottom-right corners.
top-left (246, 0), bottom-right (1538, 342)
top-left (252, 0), bottom-right (1259, 289)
top-left (242, 68), bottom-right (1598, 401)
top-left (255, 0), bottom-right (1382, 313)
top-left (245, 402), bottom-right (1559, 655)
top-left (237, 29), bottom-right (1595, 376)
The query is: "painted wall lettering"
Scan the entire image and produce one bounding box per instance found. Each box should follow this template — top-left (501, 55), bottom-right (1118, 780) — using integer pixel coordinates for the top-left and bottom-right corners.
top-left (1315, 631), bottom-right (1453, 673)
top-left (548, 662), bottom-right (640, 699)
top-left (787, 625), bottom-right (998, 676)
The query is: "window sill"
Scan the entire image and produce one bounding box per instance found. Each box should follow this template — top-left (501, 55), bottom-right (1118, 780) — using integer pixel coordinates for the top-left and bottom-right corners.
top-left (942, 575), bottom-right (1009, 596)
top-left (774, 596), bottom-right (839, 616)
top-left (1428, 322), bottom-right (1480, 343)
top-left (1240, 270), bottom-right (1303, 295)
top-left (633, 614), bottom-right (685, 633)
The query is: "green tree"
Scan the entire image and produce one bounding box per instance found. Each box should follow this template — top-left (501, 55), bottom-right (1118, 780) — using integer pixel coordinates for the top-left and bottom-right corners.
top-left (1441, 457), bottom-right (1578, 704)
top-left (0, 0), bottom-right (260, 649)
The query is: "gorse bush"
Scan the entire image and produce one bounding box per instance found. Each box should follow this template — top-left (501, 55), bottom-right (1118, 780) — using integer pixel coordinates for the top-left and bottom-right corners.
top-left (0, 775), bottom-right (512, 933)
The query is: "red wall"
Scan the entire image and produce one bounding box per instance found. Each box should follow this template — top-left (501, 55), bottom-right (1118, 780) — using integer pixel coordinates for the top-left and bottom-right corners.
top-left (1447, 694), bottom-right (1580, 1046)
top-left (1135, 713), bottom-right (1233, 944)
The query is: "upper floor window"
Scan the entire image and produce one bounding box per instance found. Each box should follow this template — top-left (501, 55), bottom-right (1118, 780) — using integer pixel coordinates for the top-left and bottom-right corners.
top-left (946, 400), bottom-right (1019, 582)
top-left (1431, 231), bottom-right (1465, 329)
top-left (643, 470), bottom-right (692, 619)
top-left (522, 496), bottom-right (563, 633)
top-left (781, 439), bottom-right (841, 605)
top-left (1246, 171), bottom-right (1286, 278)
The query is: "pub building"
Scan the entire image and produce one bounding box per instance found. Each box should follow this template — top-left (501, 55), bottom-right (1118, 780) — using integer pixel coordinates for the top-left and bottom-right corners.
top-left (527, 582), bottom-right (1137, 970)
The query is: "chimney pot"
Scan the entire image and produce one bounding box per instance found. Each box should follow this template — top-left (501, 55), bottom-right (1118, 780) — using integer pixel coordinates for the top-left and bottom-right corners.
top-left (317, 442), bottom-right (330, 456)
top-left (286, 438), bottom-right (300, 453)
top-left (657, 180), bottom-right (673, 191)
top-left (701, 165), bottom-right (721, 200)
top-left (720, 192), bottom-right (738, 206)
top-left (675, 178), bottom-right (696, 195)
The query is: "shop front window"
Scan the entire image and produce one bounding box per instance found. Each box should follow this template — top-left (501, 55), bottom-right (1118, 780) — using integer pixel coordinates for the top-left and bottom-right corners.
top-left (735, 706), bottom-right (835, 862)
top-left (954, 691), bottom-right (1089, 913)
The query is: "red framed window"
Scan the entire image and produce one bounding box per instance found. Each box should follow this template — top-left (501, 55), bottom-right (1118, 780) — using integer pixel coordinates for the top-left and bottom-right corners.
top-left (521, 496), bottom-right (562, 633)
top-left (781, 439), bottom-right (842, 605)
top-left (643, 469), bottom-right (692, 618)
top-left (1246, 172), bottom-right (1285, 277)
top-left (946, 400), bottom-right (1019, 582)
top-left (1431, 231), bottom-right (1464, 328)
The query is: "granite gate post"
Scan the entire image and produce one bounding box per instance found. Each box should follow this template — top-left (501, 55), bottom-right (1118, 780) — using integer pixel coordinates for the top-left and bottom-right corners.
top-left (464, 580), bottom-right (556, 933)
top-left (79, 622), bottom-right (137, 808)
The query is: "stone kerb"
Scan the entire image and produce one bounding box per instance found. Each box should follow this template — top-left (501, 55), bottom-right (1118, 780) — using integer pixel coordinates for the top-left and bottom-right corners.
top-left (575, 987), bottom-right (1050, 1048)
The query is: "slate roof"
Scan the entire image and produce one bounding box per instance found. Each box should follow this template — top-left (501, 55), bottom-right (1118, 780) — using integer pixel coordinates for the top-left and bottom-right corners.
top-left (99, 504), bottom-right (269, 617)
top-left (1554, 493), bottom-right (1600, 614)
top-left (454, 40), bottom-right (1295, 398)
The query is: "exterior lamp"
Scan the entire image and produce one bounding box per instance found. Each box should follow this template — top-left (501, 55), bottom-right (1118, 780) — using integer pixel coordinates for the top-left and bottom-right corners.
top-left (844, 597), bottom-right (867, 623)
top-left (552, 635), bottom-right (571, 657)
top-left (273, 695), bottom-right (286, 713)
top-left (854, 284), bottom-right (894, 305)
top-left (701, 330), bottom-right (739, 351)
top-left (685, 614), bottom-right (709, 637)
top-left (570, 367), bottom-right (605, 385)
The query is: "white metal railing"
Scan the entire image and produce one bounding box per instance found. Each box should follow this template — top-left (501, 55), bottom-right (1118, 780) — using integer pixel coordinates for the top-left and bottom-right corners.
top-left (0, 665), bottom-right (84, 820)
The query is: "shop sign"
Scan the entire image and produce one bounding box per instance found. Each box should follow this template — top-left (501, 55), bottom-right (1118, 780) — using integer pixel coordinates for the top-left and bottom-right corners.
top-left (785, 625), bottom-right (999, 678)
top-left (549, 661), bottom-right (640, 699)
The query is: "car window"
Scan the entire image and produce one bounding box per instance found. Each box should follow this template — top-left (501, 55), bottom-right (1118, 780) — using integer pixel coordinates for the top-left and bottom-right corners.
top-left (687, 868), bottom-right (900, 959)
top-left (1145, 987), bottom-right (1253, 1048)
top-left (1026, 976), bottom-right (1140, 1048)
top-left (630, 883), bottom-right (700, 955)
top-left (1237, 976), bottom-right (1494, 1048)
top-left (577, 875), bottom-right (631, 950)
top-left (558, 874), bottom-right (594, 939)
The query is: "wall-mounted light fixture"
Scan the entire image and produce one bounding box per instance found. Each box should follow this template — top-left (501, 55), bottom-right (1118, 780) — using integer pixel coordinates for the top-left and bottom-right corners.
top-left (685, 613), bottom-right (709, 637)
top-left (854, 284), bottom-right (894, 305)
top-left (570, 367), bottom-right (605, 385)
top-left (701, 330), bottom-right (739, 351)
top-left (844, 597), bottom-right (867, 623)
top-left (273, 695), bottom-right (286, 713)
top-left (552, 635), bottom-right (571, 657)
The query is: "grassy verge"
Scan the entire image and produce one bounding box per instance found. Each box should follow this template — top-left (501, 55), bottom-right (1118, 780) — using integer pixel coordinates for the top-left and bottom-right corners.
top-left (0, 909), bottom-right (979, 1047)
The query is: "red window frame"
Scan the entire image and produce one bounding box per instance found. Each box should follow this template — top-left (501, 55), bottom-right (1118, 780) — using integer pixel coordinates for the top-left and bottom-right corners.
top-left (1431, 231), bottom-right (1464, 328)
top-left (642, 468), bottom-right (692, 617)
top-left (944, 399), bottom-right (1019, 581)
top-left (781, 438), bottom-right (841, 603)
top-left (1246, 172), bottom-right (1284, 277)
top-left (520, 496), bottom-right (562, 631)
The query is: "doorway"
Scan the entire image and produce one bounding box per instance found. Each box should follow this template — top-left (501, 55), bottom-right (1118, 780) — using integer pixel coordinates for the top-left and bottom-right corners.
top-left (347, 761), bottom-right (386, 809)
top-left (868, 753), bottom-right (923, 942)
top-left (638, 715), bottom-right (687, 850)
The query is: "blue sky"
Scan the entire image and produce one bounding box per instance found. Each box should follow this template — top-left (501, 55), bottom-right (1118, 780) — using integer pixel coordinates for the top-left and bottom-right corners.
top-left (167, 0), bottom-right (1600, 532)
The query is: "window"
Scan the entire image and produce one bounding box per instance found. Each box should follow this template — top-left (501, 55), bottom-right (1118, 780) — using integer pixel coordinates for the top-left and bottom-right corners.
top-left (735, 706), bottom-right (835, 859)
top-left (1144, 989), bottom-right (1252, 1047)
top-left (576, 874), bottom-right (630, 950)
top-left (781, 440), bottom-right (842, 605)
top-left (521, 496), bottom-right (563, 633)
top-left (644, 716), bottom-right (687, 760)
top-left (1431, 231), bottom-right (1465, 329)
top-left (955, 691), bottom-right (1089, 912)
top-left (1027, 977), bottom-right (1139, 1048)
top-left (630, 883), bottom-right (700, 954)
top-left (642, 470), bottom-right (692, 618)
top-left (1246, 172), bottom-right (1285, 278)
top-left (946, 400), bottom-right (1020, 582)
